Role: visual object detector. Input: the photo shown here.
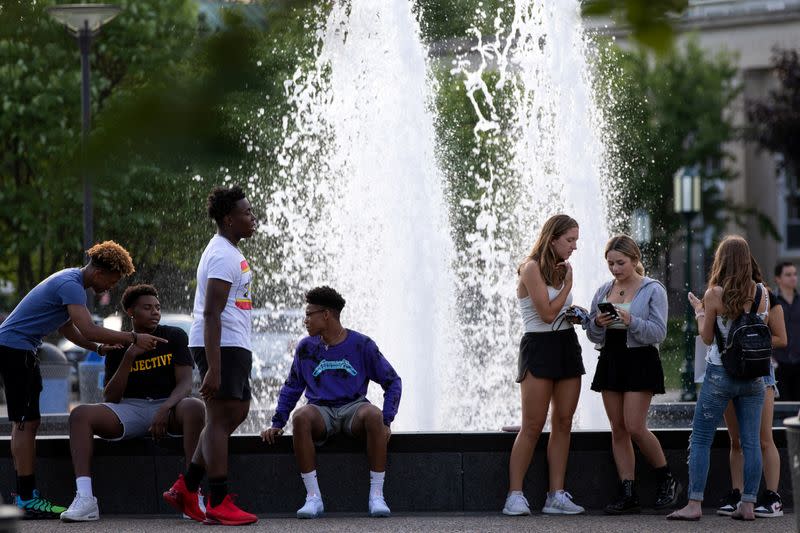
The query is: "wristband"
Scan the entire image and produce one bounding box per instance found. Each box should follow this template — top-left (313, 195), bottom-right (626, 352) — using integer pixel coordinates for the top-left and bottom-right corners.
top-left (131, 331), bottom-right (138, 345)
top-left (96, 343), bottom-right (103, 354)
top-left (695, 312), bottom-right (705, 319)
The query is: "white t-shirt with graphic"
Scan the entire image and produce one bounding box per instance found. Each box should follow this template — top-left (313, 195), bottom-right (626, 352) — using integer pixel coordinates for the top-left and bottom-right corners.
top-left (189, 235), bottom-right (252, 350)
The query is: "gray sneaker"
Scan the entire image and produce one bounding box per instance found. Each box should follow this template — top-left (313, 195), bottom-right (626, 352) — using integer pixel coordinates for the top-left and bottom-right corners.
top-left (542, 490), bottom-right (585, 515)
top-left (502, 492), bottom-right (531, 516)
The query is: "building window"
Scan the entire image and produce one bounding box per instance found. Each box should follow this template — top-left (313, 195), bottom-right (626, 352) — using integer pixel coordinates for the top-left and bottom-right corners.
top-left (779, 160), bottom-right (800, 254)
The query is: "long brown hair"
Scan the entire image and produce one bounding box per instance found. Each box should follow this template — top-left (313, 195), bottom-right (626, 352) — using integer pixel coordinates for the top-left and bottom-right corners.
top-left (707, 235), bottom-right (754, 318)
top-left (605, 235), bottom-right (645, 276)
top-left (518, 214), bottom-right (579, 287)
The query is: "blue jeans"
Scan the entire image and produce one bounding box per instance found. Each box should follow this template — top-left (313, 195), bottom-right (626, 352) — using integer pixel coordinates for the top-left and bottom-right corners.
top-left (688, 364), bottom-right (764, 503)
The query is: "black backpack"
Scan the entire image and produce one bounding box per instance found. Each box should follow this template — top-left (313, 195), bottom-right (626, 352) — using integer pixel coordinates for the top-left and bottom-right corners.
top-left (713, 284), bottom-right (772, 379)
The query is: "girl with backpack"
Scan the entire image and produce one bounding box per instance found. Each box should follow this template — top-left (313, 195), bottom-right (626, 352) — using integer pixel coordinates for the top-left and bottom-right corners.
top-left (668, 236), bottom-right (769, 521)
top-left (586, 235), bottom-right (679, 514)
top-left (716, 257), bottom-right (787, 518)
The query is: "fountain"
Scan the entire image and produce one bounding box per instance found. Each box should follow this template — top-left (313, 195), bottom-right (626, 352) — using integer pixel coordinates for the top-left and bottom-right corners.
top-left (252, 0), bottom-right (614, 431)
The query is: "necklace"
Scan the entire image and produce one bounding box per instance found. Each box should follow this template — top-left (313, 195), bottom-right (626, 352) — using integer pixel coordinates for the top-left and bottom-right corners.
top-left (619, 289), bottom-right (625, 297)
top-left (323, 328), bottom-right (347, 350)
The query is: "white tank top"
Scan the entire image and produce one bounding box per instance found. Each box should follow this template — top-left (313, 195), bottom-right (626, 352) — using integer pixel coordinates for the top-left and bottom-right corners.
top-left (519, 285), bottom-right (573, 333)
top-left (706, 284), bottom-right (769, 366)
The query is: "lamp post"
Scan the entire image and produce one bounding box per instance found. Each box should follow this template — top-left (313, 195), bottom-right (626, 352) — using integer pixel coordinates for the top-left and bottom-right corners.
top-left (630, 208), bottom-right (652, 245)
top-left (674, 165), bottom-right (702, 401)
top-left (47, 3), bottom-right (121, 309)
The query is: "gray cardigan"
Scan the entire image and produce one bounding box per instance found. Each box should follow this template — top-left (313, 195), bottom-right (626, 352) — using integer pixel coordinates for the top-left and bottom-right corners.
top-left (586, 277), bottom-right (668, 349)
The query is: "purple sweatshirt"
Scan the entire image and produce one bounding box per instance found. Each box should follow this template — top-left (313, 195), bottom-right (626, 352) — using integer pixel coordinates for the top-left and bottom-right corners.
top-left (271, 329), bottom-right (402, 428)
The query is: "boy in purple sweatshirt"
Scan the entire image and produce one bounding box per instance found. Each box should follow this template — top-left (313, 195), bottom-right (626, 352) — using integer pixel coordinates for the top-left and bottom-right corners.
top-left (261, 286), bottom-right (402, 518)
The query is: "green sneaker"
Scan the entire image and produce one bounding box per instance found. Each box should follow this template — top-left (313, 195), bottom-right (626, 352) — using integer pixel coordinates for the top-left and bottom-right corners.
top-left (15, 489), bottom-right (67, 519)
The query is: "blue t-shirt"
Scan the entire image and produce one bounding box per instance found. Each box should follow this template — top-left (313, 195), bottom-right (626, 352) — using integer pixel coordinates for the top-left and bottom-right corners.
top-left (0, 268), bottom-right (87, 351)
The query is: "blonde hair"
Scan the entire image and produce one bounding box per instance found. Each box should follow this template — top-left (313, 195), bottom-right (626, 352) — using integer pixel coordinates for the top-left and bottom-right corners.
top-left (707, 235), bottom-right (753, 319)
top-left (605, 235), bottom-right (645, 276)
top-left (87, 241), bottom-right (135, 276)
top-left (518, 214), bottom-right (579, 287)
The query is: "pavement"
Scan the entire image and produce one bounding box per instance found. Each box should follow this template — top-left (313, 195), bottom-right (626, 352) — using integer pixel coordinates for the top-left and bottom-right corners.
top-left (15, 512), bottom-right (797, 533)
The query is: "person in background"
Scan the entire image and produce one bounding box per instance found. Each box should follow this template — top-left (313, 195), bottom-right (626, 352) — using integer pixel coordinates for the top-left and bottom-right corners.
top-left (772, 261), bottom-right (800, 400)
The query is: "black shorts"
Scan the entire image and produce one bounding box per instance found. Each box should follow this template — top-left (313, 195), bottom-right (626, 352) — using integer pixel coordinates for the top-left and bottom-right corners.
top-left (0, 345), bottom-right (42, 422)
top-left (191, 346), bottom-right (252, 401)
top-left (591, 329), bottom-right (665, 394)
top-left (516, 328), bottom-right (585, 382)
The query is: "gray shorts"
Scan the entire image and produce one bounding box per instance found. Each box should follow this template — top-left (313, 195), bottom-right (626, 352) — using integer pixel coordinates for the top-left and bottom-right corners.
top-left (310, 397), bottom-right (370, 445)
top-left (101, 398), bottom-right (179, 441)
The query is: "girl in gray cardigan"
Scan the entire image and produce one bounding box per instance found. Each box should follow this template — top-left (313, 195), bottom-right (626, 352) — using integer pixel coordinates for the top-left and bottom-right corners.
top-left (586, 235), bottom-right (678, 515)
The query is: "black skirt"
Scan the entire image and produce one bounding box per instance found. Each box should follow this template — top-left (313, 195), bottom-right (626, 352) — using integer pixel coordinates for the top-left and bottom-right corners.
top-left (516, 328), bottom-right (585, 382)
top-left (591, 329), bottom-right (665, 394)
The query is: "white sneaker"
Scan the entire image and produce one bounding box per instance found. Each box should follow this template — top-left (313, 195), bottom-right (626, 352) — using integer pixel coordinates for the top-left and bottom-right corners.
top-left (183, 487), bottom-right (206, 520)
top-left (296, 495), bottom-right (324, 519)
top-left (60, 494), bottom-right (99, 522)
top-left (368, 495), bottom-right (391, 517)
top-left (502, 492), bottom-right (531, 516)
top-left (542, 490), bottom-right (585, 515)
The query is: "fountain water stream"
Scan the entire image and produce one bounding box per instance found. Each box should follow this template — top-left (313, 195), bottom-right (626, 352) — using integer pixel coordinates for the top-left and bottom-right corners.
top-left (256, 0), bottom-right (613, 431)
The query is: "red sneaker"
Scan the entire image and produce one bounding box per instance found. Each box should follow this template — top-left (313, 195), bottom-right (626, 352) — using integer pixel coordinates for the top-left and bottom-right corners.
top-left (203, 494), bottom-right (257, 526)
top-left (163, 475), bottom-right (205, 523)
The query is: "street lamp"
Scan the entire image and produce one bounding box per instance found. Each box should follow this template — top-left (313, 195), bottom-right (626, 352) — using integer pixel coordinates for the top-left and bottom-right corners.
top-left (47, 3), bottom-right (121, 309)
top-left (630, 208), bottom-right (652, 245)
top-left (674, 165), bottom-right (702, 401)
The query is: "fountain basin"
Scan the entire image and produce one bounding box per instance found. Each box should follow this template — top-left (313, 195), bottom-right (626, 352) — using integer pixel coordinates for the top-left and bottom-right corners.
top-left (0, 428), bottom-right (790, 514)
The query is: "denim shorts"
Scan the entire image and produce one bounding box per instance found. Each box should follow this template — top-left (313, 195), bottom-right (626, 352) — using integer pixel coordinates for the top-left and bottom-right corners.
top-left (764, 362), bottom-right (779, 397)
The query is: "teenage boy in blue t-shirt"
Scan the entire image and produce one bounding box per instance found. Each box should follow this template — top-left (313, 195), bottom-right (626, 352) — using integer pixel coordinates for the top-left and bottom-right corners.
top-left (261, 286), bottom-right (402, 519)
top-left (0, 241), bottom-right (166, 519)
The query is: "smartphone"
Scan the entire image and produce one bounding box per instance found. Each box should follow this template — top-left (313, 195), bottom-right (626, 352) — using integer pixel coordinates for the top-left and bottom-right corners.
top-left (597, 302), bottom-right (619, 319)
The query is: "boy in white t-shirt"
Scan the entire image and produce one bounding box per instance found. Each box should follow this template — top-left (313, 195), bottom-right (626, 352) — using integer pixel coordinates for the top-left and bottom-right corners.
top-left (163, 186), bottom-right (258, 526)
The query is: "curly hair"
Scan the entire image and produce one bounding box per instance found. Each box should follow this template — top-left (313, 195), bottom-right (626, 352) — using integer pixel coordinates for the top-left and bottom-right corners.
top-left (87, 241), bottom-right (135, 276)
top-left (306, 286), bottom-right (346, 315)
top-left (708, 235), bottom-right (753, 319)
top-left (207, 185), bottom-right (246, 225)
top-left (518, 214), bottom-right (579, 287)
top-left (121, 284), bottom-right (158, 310)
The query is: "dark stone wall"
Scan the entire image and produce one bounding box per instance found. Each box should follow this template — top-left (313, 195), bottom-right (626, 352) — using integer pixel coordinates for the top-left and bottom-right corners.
top-left (0, 430), bottom-right (790, 514)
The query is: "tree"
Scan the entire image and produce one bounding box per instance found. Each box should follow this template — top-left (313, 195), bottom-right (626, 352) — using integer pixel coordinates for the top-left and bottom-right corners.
top-left (0, 0), bottom-right (199, 300)
top-left (594, 39), bottom-right (777, 277)
top-left (747, 48), bottom-right (800, 175)
top-left (582, 0), bottom-right (689, 53)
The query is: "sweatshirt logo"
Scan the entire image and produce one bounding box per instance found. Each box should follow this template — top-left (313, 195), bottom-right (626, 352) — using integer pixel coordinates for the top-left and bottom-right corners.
top-left (312, 359), bottom-right (357, 377)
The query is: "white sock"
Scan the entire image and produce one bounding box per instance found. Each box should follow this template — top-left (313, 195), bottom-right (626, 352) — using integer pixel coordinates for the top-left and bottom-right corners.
top-left (369, 471), bottom-right (385, 499)
top-left (301, 470), bottom-right (321, 499)
top-left (76, 476), bottom-right (93, 498)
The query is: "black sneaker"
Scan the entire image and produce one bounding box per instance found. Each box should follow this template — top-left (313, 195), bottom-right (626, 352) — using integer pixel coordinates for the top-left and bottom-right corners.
top-left (717, 488), bottom-right (741, 517)
top-left (604, 480), bottom-right (640, 515)
top-left (754, 490), bottom-right (783, 518)
top-left (654, 473), bottom-right (681, 510)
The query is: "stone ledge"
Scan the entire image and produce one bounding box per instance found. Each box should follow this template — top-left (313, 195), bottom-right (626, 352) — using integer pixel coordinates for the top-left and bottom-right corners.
top-left (0, 429), bottom-right (790, 514)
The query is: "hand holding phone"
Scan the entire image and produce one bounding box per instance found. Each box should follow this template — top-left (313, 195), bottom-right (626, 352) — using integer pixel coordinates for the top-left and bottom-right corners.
top-left (597, 302), bottom-right (619, 319)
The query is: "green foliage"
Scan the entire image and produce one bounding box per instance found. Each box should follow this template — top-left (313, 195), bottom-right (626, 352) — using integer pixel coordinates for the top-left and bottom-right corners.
top-left (582, 0), bottom-right (689, 54)
top-left (0, 0), bottom-right (202, 302)
top-left (596, 39), bottom-right (776, 271)
top-left (747, 48), bottom-right (800, 175)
